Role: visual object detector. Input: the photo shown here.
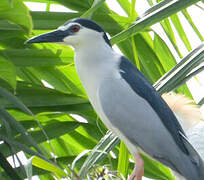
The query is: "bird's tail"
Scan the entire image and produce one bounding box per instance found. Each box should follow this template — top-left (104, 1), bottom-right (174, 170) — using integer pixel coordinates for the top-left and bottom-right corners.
top-left (162, 93), bottom-right (204, 179)
top-left (178, 132), bottom-right (204, 180)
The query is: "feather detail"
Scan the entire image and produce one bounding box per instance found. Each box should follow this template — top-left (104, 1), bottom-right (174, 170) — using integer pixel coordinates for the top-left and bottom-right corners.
top-left (162, 93), bottom-right (201, 132)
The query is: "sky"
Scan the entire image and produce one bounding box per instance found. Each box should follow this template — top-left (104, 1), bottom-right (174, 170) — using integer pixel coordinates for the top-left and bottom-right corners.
top-left (9, 1), bottom-right (204, 180)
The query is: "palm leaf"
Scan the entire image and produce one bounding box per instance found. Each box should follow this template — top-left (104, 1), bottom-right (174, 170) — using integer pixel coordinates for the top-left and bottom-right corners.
top-left (0, 0), bottom-right (203, 179)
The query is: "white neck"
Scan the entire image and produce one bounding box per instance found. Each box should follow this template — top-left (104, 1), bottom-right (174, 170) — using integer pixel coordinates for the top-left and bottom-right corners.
top-left (74, 40), bottom-right (114, 75)
top-left (74, 39), bottom-right (120, 99)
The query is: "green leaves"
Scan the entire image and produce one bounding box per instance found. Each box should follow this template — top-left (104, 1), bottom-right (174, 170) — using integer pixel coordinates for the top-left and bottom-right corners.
top-left (155, 43), bottom-right (204, 94)
top-left (110, 0), bottom-right (200, 44)
top-left (0, 48), bottom-right (74, 66)
top-left (79, 131), bottom-right (119, 178)
top-left (30, 156), bottom-right (67, 178)
top-left (134, 34), bottom-right (165, 82)
top-left (182, 9), bottom-right (204, 42)
top-left (142, 153), bottom-right (175, 180)
top-left (171, 14), bottom-right (192, 51)
top-left (0, 0), bottom-right (203, 179)
top-left (0, 0), bottom-right (33, 34)
top-left (0, 0), bottom-right (11, 11)
top-left (153, 33), bottom-right (177, 72)
top-left (0, 151), bottom-right (21, 180)
top-left (0, 55), bottom-right (16, 89)
top-left (117, 141), bottom-right (129, 179)
top-left (81, 0), bottom-right (105, 18)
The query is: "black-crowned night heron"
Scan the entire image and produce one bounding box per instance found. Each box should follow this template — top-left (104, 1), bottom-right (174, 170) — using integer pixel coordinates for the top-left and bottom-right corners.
top-left (25, 18), bottom-right (204, 180)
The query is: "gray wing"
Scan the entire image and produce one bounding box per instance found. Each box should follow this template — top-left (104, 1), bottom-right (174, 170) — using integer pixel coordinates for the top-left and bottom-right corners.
top-left (119, 56), bottom-right (188, 154)
top-left (98, 70), bottom-right (183, 160)
top-left (98, 56), bottom-right (203, 176)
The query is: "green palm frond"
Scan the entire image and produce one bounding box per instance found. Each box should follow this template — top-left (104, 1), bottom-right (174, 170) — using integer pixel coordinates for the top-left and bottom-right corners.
top-left (0, 0), bottom-right (203, 179)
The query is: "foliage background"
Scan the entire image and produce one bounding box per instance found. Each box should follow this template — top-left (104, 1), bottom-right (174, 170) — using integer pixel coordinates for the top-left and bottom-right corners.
top-left (0, 0), bottom-right (203, 179)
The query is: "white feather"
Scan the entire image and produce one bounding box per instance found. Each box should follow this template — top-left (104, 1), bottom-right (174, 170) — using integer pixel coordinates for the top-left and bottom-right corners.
top-left (162, 93), bottom-right (201, 131)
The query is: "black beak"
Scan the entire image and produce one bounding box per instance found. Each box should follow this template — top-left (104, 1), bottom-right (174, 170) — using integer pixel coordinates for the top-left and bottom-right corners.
top-left (25, 29), bottom-right (70, 44)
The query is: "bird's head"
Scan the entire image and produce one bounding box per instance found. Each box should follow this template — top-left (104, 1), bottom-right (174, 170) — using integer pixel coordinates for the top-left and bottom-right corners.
top-left (25, 18), bottom-right (111, 49)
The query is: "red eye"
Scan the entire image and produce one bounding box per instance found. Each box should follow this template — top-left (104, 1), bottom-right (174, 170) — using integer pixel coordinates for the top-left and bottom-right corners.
top-left (71, 25), bottom-right (80, 32)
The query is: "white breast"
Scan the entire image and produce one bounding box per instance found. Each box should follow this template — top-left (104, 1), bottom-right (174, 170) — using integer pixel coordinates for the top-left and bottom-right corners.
top-left (74, 44), bottom-right (119, 105)
top-left (74, 47), bottom-right (139, 155)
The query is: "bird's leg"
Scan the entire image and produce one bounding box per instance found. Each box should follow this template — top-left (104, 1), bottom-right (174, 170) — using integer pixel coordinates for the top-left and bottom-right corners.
top-left (128, 153), bottom-right (144, 180)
